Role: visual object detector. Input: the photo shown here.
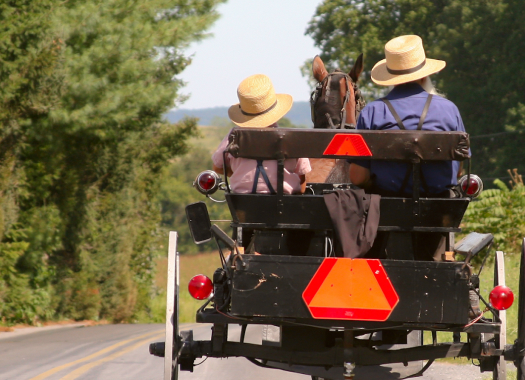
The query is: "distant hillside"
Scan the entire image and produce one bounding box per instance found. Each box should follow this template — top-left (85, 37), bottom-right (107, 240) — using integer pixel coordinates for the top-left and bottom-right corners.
top-left (164, 101), bottom-right (313, 127)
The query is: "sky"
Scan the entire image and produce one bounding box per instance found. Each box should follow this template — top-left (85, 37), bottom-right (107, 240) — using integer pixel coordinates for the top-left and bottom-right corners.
top-left (176, 0), bottom-right (324, 110)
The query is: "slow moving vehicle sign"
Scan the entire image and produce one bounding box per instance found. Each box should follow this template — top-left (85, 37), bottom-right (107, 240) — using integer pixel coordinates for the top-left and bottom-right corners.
top-left (302, 258), bottom-right (399, 321)
top-left (322, 134), bottom-right (372, 156)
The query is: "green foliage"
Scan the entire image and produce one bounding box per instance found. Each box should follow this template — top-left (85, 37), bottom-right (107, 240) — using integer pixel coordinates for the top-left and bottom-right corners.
top-left (0, 0), bottom-right (64, 325)
top-left (306, 0), bottom-right (525, 181)
top-left (158, 144), bottom-right (232, 254)
top-left (150, 251), bottom-right (220, 324)
top-left (209, 116), bottom-right (236, 129)
top-left (462, 171), bottom-right (525, 255)
top-left (278, 117), bottom-right (308, 129)
top-left (0, 0), bottom-right (225, 324)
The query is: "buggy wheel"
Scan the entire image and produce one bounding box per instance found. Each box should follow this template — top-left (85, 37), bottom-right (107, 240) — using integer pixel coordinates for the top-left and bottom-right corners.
top-left (517, 239), bottom-right (525, 380)
top-left (493, 251), bottom-right (507, 379)
top-left (164, 231), bottom-right (180, 380)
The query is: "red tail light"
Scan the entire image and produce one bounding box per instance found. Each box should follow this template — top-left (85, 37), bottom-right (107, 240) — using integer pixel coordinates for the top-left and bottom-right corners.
top-left (489, 285), bottom-right (514, 310)
top-left (193, 171), bottom-right (220, 195)
top-left (188, 274), bottom-right (213, 300)
top-left (459, 174), bottom-right (483, 198)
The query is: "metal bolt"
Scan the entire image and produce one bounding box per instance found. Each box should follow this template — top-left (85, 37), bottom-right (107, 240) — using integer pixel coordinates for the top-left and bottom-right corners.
top-left (344, 362), bottom-right (356, 379)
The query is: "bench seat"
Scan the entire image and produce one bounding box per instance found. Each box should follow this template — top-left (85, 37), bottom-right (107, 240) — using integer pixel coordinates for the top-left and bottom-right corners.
top-left (226, 193), bottom-right (469, 232)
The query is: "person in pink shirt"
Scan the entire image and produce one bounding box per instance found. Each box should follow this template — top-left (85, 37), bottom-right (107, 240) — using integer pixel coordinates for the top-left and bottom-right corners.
top-left (212, 74), bottom-right (311, 194)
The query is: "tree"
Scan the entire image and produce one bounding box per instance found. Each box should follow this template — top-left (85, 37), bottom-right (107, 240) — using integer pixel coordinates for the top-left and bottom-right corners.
top-left (462, 170), bottom-right (525, 255)
top-left (158, 145), bottom-right (233, 254)
top-left (0, 0), bottom-right (226, 324)
top-left (0, 0), bottom-right (65, 325)
top-left (306, 0), bottom-right (525, 182)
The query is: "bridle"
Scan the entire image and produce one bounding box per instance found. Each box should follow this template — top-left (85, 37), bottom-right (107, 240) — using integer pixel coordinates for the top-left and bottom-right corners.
top-left (310, 70), bottom-right (365, 129)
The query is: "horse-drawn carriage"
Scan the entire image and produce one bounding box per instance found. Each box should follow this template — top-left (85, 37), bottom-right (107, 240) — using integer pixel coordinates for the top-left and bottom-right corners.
top-left (149, 125), bottom-right (525, 380)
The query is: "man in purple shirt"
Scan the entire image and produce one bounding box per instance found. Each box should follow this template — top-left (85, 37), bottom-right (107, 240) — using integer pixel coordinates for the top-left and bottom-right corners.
top-left (349, 35), bottom-right (466, 197)
top-left (349, 35), bottom-right (467, 261)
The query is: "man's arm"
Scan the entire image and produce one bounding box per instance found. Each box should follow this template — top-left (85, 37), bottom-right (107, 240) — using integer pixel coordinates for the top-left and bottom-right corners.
top-left (213, 164), bottom-right (232, 177)
top-left (458, 162), bottom-right (464, 179)
top-left (299, 174), bottom-right (306, 194)
top-left (349, 163), bottom-right (373, 189)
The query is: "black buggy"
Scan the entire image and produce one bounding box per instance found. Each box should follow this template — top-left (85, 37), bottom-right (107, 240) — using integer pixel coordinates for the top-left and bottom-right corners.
top-left (149, 127), bottom-right (525, 380)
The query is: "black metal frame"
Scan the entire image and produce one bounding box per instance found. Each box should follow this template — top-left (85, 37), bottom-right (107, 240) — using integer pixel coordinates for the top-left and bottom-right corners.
top-left (151, 128), bottom-right (525, 380)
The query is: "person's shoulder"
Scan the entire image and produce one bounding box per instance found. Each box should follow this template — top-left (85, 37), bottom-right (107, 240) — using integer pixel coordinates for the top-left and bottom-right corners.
top-left (431, 94), bottom-right (460, 112)
top-left (361, 98), bottom-right (387, 113)
top-left (365, 98), bottom-right (387, 107)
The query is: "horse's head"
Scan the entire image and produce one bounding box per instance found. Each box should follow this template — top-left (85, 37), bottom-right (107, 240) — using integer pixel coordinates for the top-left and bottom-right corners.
top-left (310, 54), bottom-right (365, 129)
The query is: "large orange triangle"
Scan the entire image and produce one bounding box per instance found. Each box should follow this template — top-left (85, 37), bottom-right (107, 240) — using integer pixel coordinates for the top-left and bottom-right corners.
top-left (308, 259), bottom-right (391, 310)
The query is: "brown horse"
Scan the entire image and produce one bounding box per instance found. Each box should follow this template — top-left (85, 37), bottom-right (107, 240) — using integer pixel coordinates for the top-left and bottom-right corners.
top-left (306, 54), bottom-right (365, 183)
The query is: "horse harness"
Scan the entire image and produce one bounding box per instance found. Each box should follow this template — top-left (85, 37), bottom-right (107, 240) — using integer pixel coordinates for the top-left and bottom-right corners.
top-left (310, 70), bottom-right (365, 129)
top-left (381, 94), bottom-right (434, 196)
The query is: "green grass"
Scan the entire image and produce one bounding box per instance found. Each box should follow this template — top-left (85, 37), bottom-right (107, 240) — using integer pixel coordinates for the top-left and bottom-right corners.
top-left (152, 251), bottom-right (222, 323)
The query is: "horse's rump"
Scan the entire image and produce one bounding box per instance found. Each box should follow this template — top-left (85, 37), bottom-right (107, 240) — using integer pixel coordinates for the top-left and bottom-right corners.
top-left (306, 158), bottom-right (350, 184)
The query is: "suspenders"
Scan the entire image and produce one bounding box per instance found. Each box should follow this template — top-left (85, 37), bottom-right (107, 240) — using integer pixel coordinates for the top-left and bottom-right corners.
top-left (381, 94), bottom-right (433, 131)
top-left (380, 94), bottom-right (433, 196)
top-left (252, 160), bottom-right (276, 194)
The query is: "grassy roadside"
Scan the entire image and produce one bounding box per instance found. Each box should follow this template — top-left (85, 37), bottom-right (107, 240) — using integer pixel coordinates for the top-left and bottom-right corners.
top-left (152, 251), bottom-right (222, 323)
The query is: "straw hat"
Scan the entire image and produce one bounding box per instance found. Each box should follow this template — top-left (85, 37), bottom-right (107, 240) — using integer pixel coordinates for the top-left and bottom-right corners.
top-left (371, 35), bottom-right (446, 86)
top-left (228, 74), bottom-right (293, 128)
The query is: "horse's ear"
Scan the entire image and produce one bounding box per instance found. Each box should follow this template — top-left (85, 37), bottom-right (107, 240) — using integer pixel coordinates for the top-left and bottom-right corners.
top-left (313, 55), bottom-right (329, 82)
top-left (349, 53), bottom-right (364, 83)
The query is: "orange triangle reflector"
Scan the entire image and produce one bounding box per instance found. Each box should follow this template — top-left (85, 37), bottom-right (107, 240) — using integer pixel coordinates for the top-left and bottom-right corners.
top-left (303, 258), bottom-right (399, 321)
top-left (323, 134), bottom-right (372, 156)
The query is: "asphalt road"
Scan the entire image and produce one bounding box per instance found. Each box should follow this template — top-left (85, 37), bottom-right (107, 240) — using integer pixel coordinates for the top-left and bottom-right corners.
top-left (0, 323), bottom-right (492, 380)
top-left (0, 323), bottom-right (164, 380)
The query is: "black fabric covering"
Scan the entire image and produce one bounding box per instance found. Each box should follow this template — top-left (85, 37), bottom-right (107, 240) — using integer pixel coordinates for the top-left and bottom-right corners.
top-left (323, 189), bottom-right (381, 258)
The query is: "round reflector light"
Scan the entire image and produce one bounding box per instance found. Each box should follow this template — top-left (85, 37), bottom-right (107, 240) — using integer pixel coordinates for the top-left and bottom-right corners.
top-left (199, 173), bottom-right (215, 190)
top-left (193, 171), bottom-right (220, 195)
top-left (188, 274), bottom-right (213, 300)
top-left (489, 285), bottom-right (514, 310)
top-left (459, 174), bottom-right (483, 198)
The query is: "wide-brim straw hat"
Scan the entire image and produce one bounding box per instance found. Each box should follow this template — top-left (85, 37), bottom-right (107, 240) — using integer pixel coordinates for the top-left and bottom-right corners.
top-left (371, 35), bottom-right (446, 86)
top-left (228, 74), bottom-right (293, 128)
